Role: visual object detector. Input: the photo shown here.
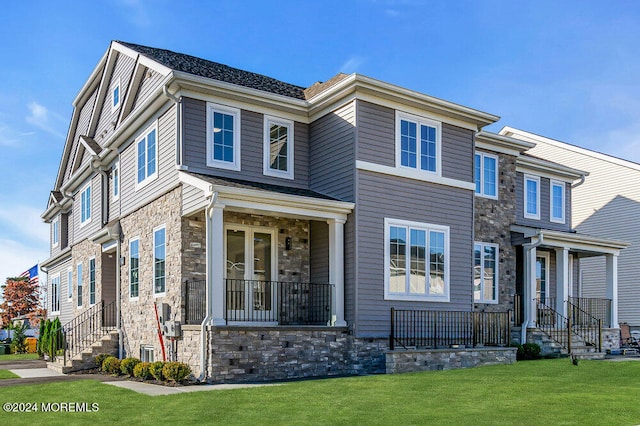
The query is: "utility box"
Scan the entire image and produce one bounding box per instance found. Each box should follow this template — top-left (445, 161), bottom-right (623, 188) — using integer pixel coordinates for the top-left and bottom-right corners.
top-left (163, 321), bottom-right (181, 338)
top-left (158, 303), bottom-right (170, 324)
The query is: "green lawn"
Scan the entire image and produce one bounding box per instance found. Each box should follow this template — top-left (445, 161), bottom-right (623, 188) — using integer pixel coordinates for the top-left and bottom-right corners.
top-left (0, 353), bottom-right (39, 361)
top-left (0, 369), bottom-right (19, 379)
top-left (0, 359), bottom-right (639, 425)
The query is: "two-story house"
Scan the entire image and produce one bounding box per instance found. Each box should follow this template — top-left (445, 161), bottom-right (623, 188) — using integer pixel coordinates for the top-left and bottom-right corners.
top-left (41, 41), bottom-right (625, 382)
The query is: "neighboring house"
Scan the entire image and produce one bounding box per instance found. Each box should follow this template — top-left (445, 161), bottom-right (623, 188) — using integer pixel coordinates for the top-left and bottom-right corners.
top-left (501, 126), bottom-right (640, 328)
top-left (40, 41), bottom-right (625, 382)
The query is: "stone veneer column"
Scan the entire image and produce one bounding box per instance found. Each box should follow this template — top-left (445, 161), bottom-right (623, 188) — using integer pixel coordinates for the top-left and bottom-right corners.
top-left (328, 218), bottom-right (346, 327)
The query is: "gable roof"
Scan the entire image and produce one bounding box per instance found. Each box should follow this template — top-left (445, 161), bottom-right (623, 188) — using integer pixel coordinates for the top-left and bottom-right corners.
top-left (116, 41), bottom-right (307, 100)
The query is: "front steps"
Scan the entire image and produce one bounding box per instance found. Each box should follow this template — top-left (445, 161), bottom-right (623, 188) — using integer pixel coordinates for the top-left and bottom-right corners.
top-left (527, 328), bottom-right (606, 360)
top-left (47, 330), bottom-right (119, 374)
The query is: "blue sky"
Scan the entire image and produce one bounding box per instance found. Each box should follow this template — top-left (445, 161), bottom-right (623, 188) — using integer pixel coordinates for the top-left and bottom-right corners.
top-left (0, 0), bottom-right (639, 285)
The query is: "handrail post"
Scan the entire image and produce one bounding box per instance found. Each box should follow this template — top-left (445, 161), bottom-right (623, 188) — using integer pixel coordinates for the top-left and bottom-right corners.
top-left (389, 307), bottom-right (395, 350)
top-left (598, 319), bottom-right (602, 352)
top-left (567, 306), bottom-right (572, 354)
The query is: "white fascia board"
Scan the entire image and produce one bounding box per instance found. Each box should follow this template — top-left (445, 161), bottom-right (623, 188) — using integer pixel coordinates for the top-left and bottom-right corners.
top-left (516, 155), bottom-right (587, 182)
top-left (511, 225), bottom-right (629, 254)
top-left (73, 48), bottom-right (109, 107)
top-left (475, 131), bottom-right (536, 156)
top-left (356, 160), bottom-right (476, 191)
top-left (40, 247), bottom-right (72, 269)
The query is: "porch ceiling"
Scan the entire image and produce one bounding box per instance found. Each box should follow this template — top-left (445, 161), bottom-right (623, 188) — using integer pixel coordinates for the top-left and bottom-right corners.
top-left (511, 225), bottom-right (629, 257)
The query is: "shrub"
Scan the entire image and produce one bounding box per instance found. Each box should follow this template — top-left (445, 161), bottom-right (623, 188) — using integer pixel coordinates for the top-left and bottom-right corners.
top-left (162, 362), bottom-right (192, 382)
top-left (516, 343), bottom-right (542, 360)
top-left (121, 357), bottom-right (141, 376)
top-left (149, 361), bottom-right (166, 381)
top-left (94, 353), bottom-right (111, 369)
top-left (102, 356), bottom-right (122, 375)
top-left (133, 362), bottom-right (153, 380)
top-left (10, 322), bottom-right (28, 354)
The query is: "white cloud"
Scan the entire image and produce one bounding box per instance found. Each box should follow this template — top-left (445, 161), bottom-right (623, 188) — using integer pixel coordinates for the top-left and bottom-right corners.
top-left (0, 205), bottom-right (49, 245)
top-left (338, 56), bottom-right (366, 74)
top-left (0, 238), bottom-right (48, 287)
top-left (0, 121), bottom-right (35, 147)
top-left (25, 101), bottom-right (66, 140)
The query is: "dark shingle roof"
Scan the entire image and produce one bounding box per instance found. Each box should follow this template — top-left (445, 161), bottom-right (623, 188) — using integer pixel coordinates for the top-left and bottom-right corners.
top-left (117, 41), bottom-right (307, 100)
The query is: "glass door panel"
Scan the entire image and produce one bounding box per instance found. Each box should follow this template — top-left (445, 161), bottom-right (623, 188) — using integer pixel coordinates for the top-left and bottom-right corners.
top-left (536, 255), bottom-right (547, 302)
top-left (253, 232), bottom-right (272, 313)
top-left (226, 230), bottom-right (245, 314)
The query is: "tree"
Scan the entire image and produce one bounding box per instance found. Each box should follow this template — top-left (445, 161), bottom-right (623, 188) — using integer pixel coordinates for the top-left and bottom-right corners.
top-left (0, 277), bottom-right (41, 326)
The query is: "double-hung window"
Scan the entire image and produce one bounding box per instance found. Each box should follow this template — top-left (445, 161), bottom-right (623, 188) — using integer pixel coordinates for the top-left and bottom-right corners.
top-left (385, 218), bottom-right (449, 301)
top-left (263, 116), bottom-right (294, 179)
top-left (51, 274), bottom-right (60, 313)
top-left (396, 112), bottom-right (441, 174)
top-left (67, 268), bottom-right (73, 300)
top-left (80, 183), bottom-right (91, 226)
top-left (474, 152), bottom-right (498, 198)
top-left (77, 263), bottom-right (83, 307)
top-left (207, 103), bottom-right (241, 171)
top-left (524, 175), bottom-right (540, 219)
top-left (136, 124), bottom-right (158, 187)
top-left (52, 217), bottom-right (59, 247)
top-left (474, 242), bottom-right (498, 303)
top-left (130, 238), bottom-right (139, 299)
top-left (550, 180), bottom-right (565, 223)
top-left (153, 226), bottom-right (166, 295)
top-left (89, 258), bottom-right (96, 305)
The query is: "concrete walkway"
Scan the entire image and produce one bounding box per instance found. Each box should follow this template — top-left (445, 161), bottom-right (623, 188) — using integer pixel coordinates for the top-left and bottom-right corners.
top-left (104, 381), bottom-right (279, 396)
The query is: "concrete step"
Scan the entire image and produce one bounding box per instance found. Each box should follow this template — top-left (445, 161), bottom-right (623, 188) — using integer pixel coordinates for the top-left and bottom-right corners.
top-left (46, 329), bottom-right (118, 374)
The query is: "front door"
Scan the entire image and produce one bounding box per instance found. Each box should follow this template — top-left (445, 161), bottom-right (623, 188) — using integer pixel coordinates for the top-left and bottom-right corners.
top-left (225, 226), bottom-right (276, 322)
top-left (536, 253), bottom-right (549, 303)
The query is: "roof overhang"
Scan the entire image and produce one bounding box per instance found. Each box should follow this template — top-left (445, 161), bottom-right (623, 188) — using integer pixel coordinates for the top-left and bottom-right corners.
top-left (179, 171), bottom-right (354, 222)
top-left (516, 155), bottom-right (588, 183)
top-left (476, 131), bottom-right (536, 156)
top-left (40, 247), bottom-right (72, 271)
top-left (511, 225), bottom-right (629, 256)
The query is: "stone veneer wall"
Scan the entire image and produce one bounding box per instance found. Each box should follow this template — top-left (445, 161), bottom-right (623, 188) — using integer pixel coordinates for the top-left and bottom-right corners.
top-left (474, 151), bottom-right (518, 313)
top-left (386, 347), bottom-right (517, 374)
top-left (70, 239), bottom-right (104, 316)
top-left (119, 187), bottom-right (183, 360)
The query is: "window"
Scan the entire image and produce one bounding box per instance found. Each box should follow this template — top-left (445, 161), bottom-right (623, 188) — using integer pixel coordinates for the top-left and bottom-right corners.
top-left (52, 217), bottom-right (59, 247)
top-left (140, 345), bottom-right (154, 362)
top-left (67, 268), bottom-right (73, 300)
top-left (524, 175), bottom-right (540, 219)
top-left (136, 124), bottom-right (158, 187)
top-left (153, 227), bottom-right (166, 295)
top-left (51, 274), bottom-right (60, 313)
top-left (474, 243), bottom-right (498, 303)
top-left (263, 116), bottom-right (294, 179)
top-left (80, 183), bottom-right (91, 225)
top-left (550, 180), bottom-right (565, 223)
top-left (130, 238), bottom-right (139, 299)
top-left (396, 112), bottom-right (441, 174)
top-left (113, 162), bottom-right (119, 200)
top-left (89, 258), bottom-right (96, 305)
top-left (111, 79), bottom-right (120, 112)
top-left (206, 103), bottom-right (241, 170)
top-left (384, 218), bottom-right (449, 301)
top-left (474, 152), bottom-right (498, 198)
top-left (77, 263), bottom-right (83, 307)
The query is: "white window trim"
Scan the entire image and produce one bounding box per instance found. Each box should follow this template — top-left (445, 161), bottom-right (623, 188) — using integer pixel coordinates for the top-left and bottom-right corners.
top-left (206, 102), bottom-right (241, 171)
top-left (113, 162), bottom-right (120, 201)
top-left (550, 180), bottom-right (566, 224)
top-left (263, 115), bottom-right (294, 179)
top-left (395, 111), bottom-right (442, 176)
top-left (474, 242), bottom-right (499, 304)
top-left (79, 182), bottom-right (92, 227)
top-left (135, 122), bottom-right (159, 190)
top-left (111, 78), bottom-right (121, 113)
top-left (475, 152), bottom-right (499, 200)
top-left (384, 218), bottom-right (450, 302)
top-left (129, 237), bottom-right (140, 301)
top-left (77, 262), bottom-right (83, 308)
top-left (524, 175), bottom-right (541, 220)
top-left (67, 267), bottom-right (73, 301)
top-left (89, 257), bottom-right (96, 307)
top-left (50, 273), bottom-right (61, 315)
top-left (52, 217), bottom-right (59, 248)
top-left (153, 225), bottom-right (167, 297)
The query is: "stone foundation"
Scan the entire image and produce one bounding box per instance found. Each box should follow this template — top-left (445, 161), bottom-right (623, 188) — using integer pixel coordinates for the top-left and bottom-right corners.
top-left (386, 347), bottom-right (517, 374)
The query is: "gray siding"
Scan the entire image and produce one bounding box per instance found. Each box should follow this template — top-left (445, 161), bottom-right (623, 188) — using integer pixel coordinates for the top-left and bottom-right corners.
top-left (355, 100), bottom-right (394, 167)
top-left (181, 97), bottom-right (309, 189)
top-left (515, 173), bottom-right (572, 232)
top-left (442, 124), bottom-right (474, 182)
top-left (108, 160), bottom-right (120, 222)
top-left (309, 101), bottom-right (356, 201)
top-left (353, 170), bottom-right (474, 337)
top-left (71, 174), bottom-right (102, 244)
top-left (309, 221), bottom-right (329, 284)
top-left (132, 67), bottom-right (164, 111)
top-left (49, 213), bottom-right (69, 257)
top-left (119, 104), bottom-right (178, 217)
top-left (64, 89), bottom-right (98, 182)
top-left (181, 183), bottom-right (207, 216)
top-left (47, 258), bottom-right (74, 324)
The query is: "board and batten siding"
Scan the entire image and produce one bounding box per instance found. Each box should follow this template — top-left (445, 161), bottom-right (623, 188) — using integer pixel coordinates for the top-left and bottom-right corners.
top-left (181, 97), bottom-right (310, 189)
top-left (353, 170), bottom-right (474, 337)
top-left (515, 173), bottom-right (572, 232)
top-left (527, 139), bottom-right (640, 325)
top-left (309, 100), bottom-right (356, 202)
top-left (118, 104), bottom-right (178, 218)
top-left (64, 89), bottom-right (98, 182)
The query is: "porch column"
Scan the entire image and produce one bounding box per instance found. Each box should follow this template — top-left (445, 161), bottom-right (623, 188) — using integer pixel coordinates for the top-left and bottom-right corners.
top-left (523, 244), bottom-right (537, 328)
top-left (208, 204), bottom-right (226, 326)
top-left (328, 218), bottom-right (346, 327)
top-left (555, 248), bottom-right (569, 318)
top-left (606, 253), bottom-right (619, 328)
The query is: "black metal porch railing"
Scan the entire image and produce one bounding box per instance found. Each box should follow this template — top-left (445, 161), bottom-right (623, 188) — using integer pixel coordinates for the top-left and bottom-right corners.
top-left (389, 308), bottom-right (511, 350)
top-left (568, 301), bottom-right (602, 352)
top-left (569, 297), bottom-right (611, 328)
top-left (184, 279), bottom-right (333, 325)
top-left (54, 300), bottom-right (117, 364)
top-left (535, 298), bottom-right (570, 351)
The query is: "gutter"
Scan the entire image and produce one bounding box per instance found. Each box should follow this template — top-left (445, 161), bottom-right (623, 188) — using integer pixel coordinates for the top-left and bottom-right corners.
top-left (198, 188), bottom-right (217, 382)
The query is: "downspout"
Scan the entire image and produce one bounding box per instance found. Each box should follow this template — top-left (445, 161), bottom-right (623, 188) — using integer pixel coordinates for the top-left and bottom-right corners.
top-left (105, 224), bottom-right (123, 360)
top-left (572, 174), bottom-right (586, 189)
top-left (522, 231), bottom-right (544, 344)
top-left (198, 189), bottom-right (217, 382)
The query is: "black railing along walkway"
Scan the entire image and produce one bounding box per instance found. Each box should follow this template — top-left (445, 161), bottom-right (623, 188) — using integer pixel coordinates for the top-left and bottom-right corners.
top-left (389, 308), bottom-right (511, 350)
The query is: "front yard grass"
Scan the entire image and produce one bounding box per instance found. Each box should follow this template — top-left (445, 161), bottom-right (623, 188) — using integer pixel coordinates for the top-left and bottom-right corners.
top-left (0, 353), bottom-right (39, 361)
top-left (0, 358), bottom-right (639, 425)
top-left (0, 370), bottom-right (19, 379)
